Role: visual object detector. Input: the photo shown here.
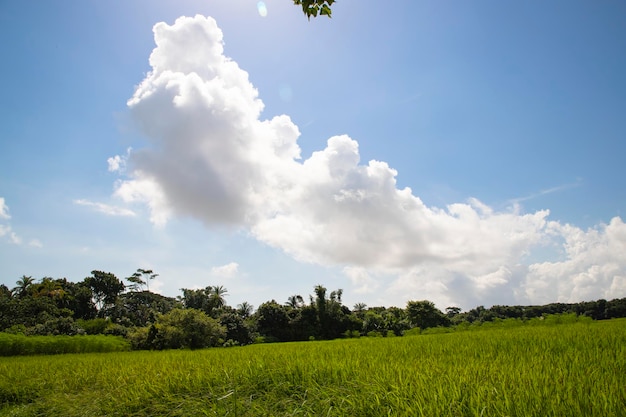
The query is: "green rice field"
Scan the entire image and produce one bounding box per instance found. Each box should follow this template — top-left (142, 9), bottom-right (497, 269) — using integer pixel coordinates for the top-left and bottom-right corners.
top-left (0, 334), bottom-right (130, 356)
top-left (1, 319), bottom-right (625, 416)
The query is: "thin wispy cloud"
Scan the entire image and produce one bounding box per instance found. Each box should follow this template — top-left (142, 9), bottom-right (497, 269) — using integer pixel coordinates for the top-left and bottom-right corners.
top-left (0, 197), bottom-right (41, 247)
top-left (0, 225), bottom-right (11, 239)
top-left (0, 226), bottom-right (21, 245)
top-left (74, 199), bottom-right (136, 217)
top-left (508, 180), bottom-right (584, 205)
top-left (0, 197), bottom-right (10, 220)
top-left (29, 239), bottom-right (43, 248)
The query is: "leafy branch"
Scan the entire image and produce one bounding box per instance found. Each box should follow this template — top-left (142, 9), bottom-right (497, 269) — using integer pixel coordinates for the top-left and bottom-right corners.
top-left (293, 0), bottom-right (335, 19)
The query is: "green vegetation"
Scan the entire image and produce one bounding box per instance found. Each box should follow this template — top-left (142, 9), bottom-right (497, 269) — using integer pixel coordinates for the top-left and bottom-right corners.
top-left (0, 333), bottom-right (129, 356)
top-left (2, 271), bottom-right (626, 355)
top-left (1, 319), bottom-right (624, 416)
top-left (293, 0), bottom-right (335, 19)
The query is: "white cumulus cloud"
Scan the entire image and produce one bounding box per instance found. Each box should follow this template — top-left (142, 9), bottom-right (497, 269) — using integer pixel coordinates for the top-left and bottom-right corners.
top-left (522, 217), bottom-right (626, 305)
top-left (111, 15), bottom-right (626, 309)
top-left (211, 262), bottom-right (240, 279)
top-left (107, 148), bottom-right (132, 172)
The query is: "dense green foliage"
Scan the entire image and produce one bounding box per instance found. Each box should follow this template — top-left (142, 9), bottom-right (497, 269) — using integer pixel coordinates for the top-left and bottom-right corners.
top-left (131, 308), bottom-right (225, 350)
top-left (1, 319), bottom-right (624, 416)
top-left (2, 271), bottom-right (626, 355)
top-left (293, 0), bottom-right (335, 19)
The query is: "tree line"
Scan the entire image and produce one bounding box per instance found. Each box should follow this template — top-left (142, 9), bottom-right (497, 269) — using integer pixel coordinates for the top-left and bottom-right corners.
top-left (1, 270), bottom-right (625, 350)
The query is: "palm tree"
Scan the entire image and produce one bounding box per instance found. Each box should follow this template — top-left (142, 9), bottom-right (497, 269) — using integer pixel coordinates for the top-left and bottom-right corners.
top-left (12, 275), bottom-right (34, 298)
top-left (353, 302), bottom-right (367, 313)
top-left (330, 289), bottom-right (343, 303)
top-left (209, 285), bottom-right (228, 309)
top-left (236, 302), bottom-right (254, 318)
top-left (314, 285), bottom-right (327, 316)
top-left (285, 294), bottom-right (304, 309)
top-left (36, 277), bottom-right (64, 299)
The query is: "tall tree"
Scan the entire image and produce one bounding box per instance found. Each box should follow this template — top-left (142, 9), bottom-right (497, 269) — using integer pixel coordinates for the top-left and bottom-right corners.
top-left (382, 307), bottom-right (410, 336)
top-left (127, 268), bottom-right (158, 292)
top-left (219, 311), bottom-right (253, 345)
top-left (147, 308), bottom-right (225, 350)
top-left (107, 291), bottom-right (179, 327)
top-left (310, 285), bottom-right (353, 339)
top-left (209, 285), bottom-right (228, 310)
top-left (236, 302), bottom-right (254, 319)
top-left (34, 277), bottom-right (64, 299)
top-left (406, 300), bottom-right (450, 330)
top-left (67, 280), bottom-right (97, 320)
top-left (84, 271), bottom-right (125, 313)
top-left (255, 300), bottom-right (291, 342)
top-left (314, 285), bottom-right (327, 318)
top-left (0, 284), bottom-right (11, 299)
top-left (180, 287), bottom-right (210, 311)
top-left (330, 289), bottom-right (342, 303)
top-left (180, 285), bottom-right (228, 317)
top-left (362, 310), bottom-right (385, 334)
top-left (12, 275), bottom-right (34, 298)
top-left (285, 294), bottom-right (305, 309)
top-left (445, 306), bottom-right (462, 318)
top-left (353, 302), bottom-right (367, 314)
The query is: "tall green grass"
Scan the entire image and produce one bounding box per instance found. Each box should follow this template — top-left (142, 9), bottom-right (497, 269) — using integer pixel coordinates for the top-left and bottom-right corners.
top-left (1, 319), bottom-right (624, 416)
top-left (0, 333), bottom-right (130, 356)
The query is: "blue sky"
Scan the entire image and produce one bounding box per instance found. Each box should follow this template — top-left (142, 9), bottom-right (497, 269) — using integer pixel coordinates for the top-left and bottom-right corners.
top-left (1, 0), bottom-right (625, 311)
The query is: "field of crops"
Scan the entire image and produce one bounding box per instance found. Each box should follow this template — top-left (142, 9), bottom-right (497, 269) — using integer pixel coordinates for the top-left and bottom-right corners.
top-left (0, 333), bottom-right (130, 356)
top-left (1, 319), bottom-right (624, 416)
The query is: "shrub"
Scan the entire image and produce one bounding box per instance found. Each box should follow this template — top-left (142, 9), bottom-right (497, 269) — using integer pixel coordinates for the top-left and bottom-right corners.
top-left (421, 326), bottom-right (454, 335)
top-left (222, 339), bottom-right (240, 347)
top-left (403, 328), bottom-right (421, 337)
top-left (76, 318), bottom-right (109, 335)
top-left (146, 308), bottom-right (226, 350)
top-left (104, 323), bottom-right (128, 337)
top-left (25, 317), bottom-right (80, 336)
top-left (4, 325), bottom-right (27, 335)
top-left (126, 327), bottom-right (150, 350)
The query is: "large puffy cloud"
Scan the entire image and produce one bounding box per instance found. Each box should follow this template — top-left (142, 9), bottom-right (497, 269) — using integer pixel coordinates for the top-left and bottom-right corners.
top-left (112, 15), bottom-right (626, 309)
top-left (118, 15), bottom-right (300, 226)
top-left (521, 218), bottom-right (626, 305)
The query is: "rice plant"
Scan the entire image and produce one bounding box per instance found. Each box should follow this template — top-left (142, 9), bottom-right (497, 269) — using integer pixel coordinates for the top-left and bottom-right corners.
top-left (0, 319), bottom-right (624, 416)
